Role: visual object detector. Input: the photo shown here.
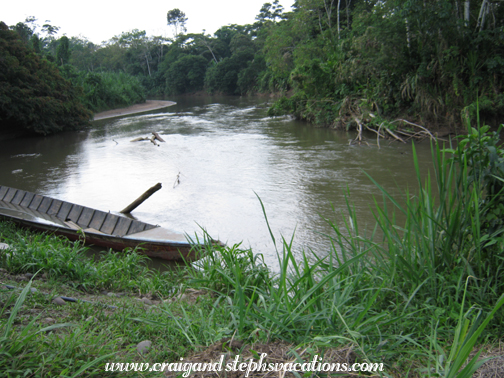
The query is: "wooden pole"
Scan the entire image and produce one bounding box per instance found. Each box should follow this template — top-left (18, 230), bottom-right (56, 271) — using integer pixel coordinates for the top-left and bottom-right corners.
top-left (120, 183), bottom-right (162, 214)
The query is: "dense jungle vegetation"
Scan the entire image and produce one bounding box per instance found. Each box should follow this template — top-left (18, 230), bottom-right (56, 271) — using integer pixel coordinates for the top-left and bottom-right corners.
top-left (1, 0), bottom-right (504, 137)
top-left (0, 22), bottom-right (92, 137)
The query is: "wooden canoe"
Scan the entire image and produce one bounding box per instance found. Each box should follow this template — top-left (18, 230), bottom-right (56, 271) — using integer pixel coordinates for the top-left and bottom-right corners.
top-left (0, 185), bottom-right (206, 261)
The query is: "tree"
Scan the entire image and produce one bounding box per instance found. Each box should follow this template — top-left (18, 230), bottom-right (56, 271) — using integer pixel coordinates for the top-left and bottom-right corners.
top-left (165, 55), bottom-right (208, 94)
top-left (266, 0), bottom-right (504, 128)
top-left (30, 34), bottom-right (41, 54)
top-left (167, 9), bottom-right (188, 38)
top-left (256, 0), bottom-right (285, 22)
top-left (10, 16), bottom-right (37, 42)
top-left (56, 35), bottom-right (70, 65)
top-left (68, 37), bottom-right (98, 71)
top-left (196, 33), bottom-right (218, 63)
top-left (11, 22), bottom-right (33, 42)
top-left (0, 22), bottom-right (91, 136)
top-left (205, 57), bottom-right (242, 94)
top-left (41, 22), bottom-right (59, 37)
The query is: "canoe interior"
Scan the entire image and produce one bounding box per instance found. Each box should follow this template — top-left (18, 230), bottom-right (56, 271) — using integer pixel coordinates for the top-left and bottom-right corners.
top-left (0, 185), bottom-right (202, 261)
top-left (0, 186), bottom-right (157, 237)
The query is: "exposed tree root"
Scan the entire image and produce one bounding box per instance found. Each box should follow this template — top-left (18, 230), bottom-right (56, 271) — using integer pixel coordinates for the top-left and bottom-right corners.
top-left (340, 97), bottom-right (445, 147)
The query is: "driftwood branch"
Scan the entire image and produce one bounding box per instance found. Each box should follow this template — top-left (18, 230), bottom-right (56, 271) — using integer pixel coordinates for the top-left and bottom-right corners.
top-left (395, 119), bottom-right (437, 140)
top-left (384, 127), bottom-right (406, 143)
top-left (377, 122), bottom-right (384, 149)
top-left (152, 132), bottom-right (165, 142)
top-left (363, 123), bottom-right (387, 149)
top-left (130, 137), bottom-right (149, 142)
top-left (354, 117), bottom-right (363, 143)
top-left (130, 132), bottom-right (165, 146)
top-left (120, 183), bottom-right (162, 214)
top-left (339, 97), bottom-right (441, 145)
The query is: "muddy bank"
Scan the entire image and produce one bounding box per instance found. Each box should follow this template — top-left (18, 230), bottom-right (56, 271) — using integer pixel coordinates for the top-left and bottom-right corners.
top-left (93, 100), bottom-right (176, 121)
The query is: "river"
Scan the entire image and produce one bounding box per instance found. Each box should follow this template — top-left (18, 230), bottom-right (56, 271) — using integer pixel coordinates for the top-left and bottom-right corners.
top-left (0, 96), bottom-right (434, 270)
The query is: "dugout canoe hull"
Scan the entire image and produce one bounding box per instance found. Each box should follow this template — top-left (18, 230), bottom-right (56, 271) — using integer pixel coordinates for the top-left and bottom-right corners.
top-left (0, 185), bottom-right (206, 261)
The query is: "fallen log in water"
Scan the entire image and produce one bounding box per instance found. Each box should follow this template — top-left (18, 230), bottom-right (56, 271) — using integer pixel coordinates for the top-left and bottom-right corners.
top-left (130, 137), bottom-right (150, 142)
top-left (120, 183), bottom-right (162, 214)
top-left (152, 132), bottom-right (165, 142)
top-left (130, 132), bottom-right (165, 145)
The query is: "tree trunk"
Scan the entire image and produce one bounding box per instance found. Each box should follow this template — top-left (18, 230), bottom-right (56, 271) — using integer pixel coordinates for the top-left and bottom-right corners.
top-left (346, 0), bottom-right (351, 29)
top-left (455, 1), bottom-right (461, 30)
top-left (464, 1), bottom-right (470, 27)
top-left (323, 0), bottom-right (334, 28)
top-left (337, 0), bottom-right (341, 39)
top-left (145, 53), bottom-right (151, 77)
top-left (120, 183), bottom-right (162, 214)
top-left (405, 18), bottom-right (411, 50)
top-left (476, 0), bottom-right (488, 32)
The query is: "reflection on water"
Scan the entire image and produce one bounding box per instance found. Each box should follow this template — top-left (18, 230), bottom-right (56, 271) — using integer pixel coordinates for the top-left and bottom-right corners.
top-left (0, 96), bottom-right (434, 270)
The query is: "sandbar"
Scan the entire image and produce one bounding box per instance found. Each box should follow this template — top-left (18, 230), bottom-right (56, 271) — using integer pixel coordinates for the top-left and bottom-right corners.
top-left (93, 100), bottom-right (176, 121)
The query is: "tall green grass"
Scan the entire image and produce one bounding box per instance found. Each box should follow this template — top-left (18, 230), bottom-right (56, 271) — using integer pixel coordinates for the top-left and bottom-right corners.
top-left (171, 121), bottom-right (504, 376)
top-left (0, 222), bottom-right (177, 296)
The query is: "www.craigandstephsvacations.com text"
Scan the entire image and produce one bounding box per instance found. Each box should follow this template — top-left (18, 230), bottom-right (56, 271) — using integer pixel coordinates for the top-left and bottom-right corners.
top-left (104, 354), bottom-right (384, 376)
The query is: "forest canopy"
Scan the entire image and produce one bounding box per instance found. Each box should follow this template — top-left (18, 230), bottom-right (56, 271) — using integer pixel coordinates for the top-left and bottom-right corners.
top-left (64, 0), bottom-right (504, 129)
top-left (3, 0), bottom-right (504, 137)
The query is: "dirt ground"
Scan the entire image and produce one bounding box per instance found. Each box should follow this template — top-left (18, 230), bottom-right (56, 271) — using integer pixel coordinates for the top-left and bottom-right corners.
top-left (163, 340), bottom-right (358, 378)
top-left (163, 339), bottom-right (504, 378)
top-left (93, 100), bottom-right (176, 121)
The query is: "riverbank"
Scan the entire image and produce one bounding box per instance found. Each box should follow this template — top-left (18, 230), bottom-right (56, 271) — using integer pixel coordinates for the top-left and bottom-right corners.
top-left (0, 222), bottom-right (375, 377)
top-left (93, 100), bottom-right (176, 121)
top-left (1, 123), bottom-right (503, 377)
top-left (1, 217), bottom-right (503, 377)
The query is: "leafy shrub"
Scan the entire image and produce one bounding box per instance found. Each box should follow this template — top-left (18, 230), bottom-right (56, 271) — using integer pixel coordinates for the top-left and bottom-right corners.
top-left (0, 22), bottom-right (91, 136)
top-left (70, 71), bottom-right (146, 112)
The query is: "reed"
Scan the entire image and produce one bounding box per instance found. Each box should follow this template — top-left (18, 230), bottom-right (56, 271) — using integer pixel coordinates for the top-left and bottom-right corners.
top-left (178, 120), bottom-right (504, 375)
top-left (423, 279), bottom-right (504, 378)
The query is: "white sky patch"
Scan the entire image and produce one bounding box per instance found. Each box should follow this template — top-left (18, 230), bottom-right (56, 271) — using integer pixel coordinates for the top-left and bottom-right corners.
top-left (2, 0), bottom-right (295, 44)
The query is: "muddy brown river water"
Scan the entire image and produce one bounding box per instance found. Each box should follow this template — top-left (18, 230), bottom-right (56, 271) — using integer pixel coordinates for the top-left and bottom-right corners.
top-left (0, 96), bottom-right (436, 270)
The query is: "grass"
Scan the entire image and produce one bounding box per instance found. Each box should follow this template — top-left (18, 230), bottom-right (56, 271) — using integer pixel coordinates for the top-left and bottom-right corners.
top-left (0, 278), bottom-right (114, 377)
top-left (174, 121), bottom-right (504, 375)
top-left (0, 223), bottom-right (181, 297)
top-left (0, 263), bottom-right (220, 377)
top-left (0, 122), bottom-right (503, 377)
